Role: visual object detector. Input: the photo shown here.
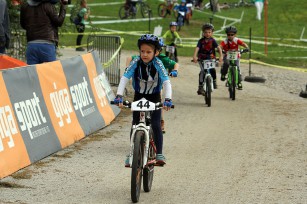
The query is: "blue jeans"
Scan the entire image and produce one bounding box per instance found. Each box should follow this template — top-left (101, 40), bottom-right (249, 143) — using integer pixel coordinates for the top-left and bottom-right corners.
top-left (26, 43), bottom-right (56, 65)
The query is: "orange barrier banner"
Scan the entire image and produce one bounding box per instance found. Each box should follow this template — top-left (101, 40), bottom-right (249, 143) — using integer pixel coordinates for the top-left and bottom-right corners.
top-left (0, 51), bottom-right (120, 179)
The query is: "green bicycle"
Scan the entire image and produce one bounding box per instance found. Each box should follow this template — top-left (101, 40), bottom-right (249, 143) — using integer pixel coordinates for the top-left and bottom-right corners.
top-left (226, 49), bottom-right (249, 100)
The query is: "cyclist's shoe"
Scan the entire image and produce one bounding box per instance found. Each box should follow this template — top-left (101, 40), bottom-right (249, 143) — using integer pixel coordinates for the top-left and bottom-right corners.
top-left (197, 86), bottom-right (205, 95)
top-left (213, 80), bottom-right (217, 89)
top-left (125, 155), bottom-right (130, 168)
top-left (220, 74), bottom-right (226, 81)
top-left (161, 119), bottom-right (165, 133)
top-left (155, 154), bottom-right (166, 166)
top-left (238, 83), bottom-right (243, 90)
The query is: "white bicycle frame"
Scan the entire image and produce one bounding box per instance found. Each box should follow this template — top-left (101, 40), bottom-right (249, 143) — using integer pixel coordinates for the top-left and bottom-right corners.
top-left (200, 59), bottom-right (216, 92)
top-left (128, 98), bottom-right (159, 168)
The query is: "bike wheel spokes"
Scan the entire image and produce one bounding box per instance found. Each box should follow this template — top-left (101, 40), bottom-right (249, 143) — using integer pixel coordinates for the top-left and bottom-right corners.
top-left (131, 131), bottom-right (144, 203)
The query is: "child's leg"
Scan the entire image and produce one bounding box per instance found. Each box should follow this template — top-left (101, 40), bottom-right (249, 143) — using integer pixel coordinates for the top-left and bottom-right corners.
top-left (151, 109), bottom-right (163, 154)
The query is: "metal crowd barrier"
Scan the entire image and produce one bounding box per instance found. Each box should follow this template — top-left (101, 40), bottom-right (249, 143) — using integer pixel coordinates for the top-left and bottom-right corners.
top-left (87, 35), bottom-right (121, 85)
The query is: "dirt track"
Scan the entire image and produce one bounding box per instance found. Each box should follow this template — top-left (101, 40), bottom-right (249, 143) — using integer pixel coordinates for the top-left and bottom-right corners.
top-left (0, 51), bottom-right (307, 203)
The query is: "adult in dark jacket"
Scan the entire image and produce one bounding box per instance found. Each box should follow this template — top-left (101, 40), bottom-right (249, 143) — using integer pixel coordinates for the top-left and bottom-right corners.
top-left (20, 0), bottom-right (66, 65)
top-left (0, 0), bottom-right (10, 54)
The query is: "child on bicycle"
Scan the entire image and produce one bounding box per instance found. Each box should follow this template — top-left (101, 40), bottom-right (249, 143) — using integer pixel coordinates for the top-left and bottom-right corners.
top-left (173, 0), bottom-right (189, 26)
top-left (219, 26), bottom-right (249, 90)
top-left (114, 34), bottom-right (173, 167)
top-left (162, 21), bottom-right (181, 62)
top-left (125, 38), bottom-right (179, 133)
top-left (124, 0), bottom-right (138, 17)
top-left (193, 23), bottom-right (223, 95)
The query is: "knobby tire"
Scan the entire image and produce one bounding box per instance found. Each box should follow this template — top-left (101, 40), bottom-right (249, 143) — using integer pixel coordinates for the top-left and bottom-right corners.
top-left (206, 76), bottom-right (212, 107)
top-left (231, 66), bottom-right (236, 100)
top-left (131, 131), bottom-right (144, 203)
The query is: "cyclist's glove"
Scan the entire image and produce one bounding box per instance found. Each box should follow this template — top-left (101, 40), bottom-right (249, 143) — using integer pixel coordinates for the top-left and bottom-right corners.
top-left (163, 98), bottom-right (172, 108)
top-left (169, 70), bottom-right (178, 77)
top-left (243, 48), bottom-right (249, 52)
top-left (114, 95), bottom-right (123, 105)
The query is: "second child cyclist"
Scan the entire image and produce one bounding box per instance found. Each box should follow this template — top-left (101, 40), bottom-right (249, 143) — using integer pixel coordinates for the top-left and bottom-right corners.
top-left (219, 26), bottom-right (249, 90)
top-left (162, 21), bottom-right (181, 62)
top-left (114, 34), bottom-right (173, 166)
top-left (193, 23), bottom-right (223, 95)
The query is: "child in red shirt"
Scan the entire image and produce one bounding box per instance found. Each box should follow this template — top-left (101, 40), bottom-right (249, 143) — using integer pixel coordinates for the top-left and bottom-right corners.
top-left (219, 26), bottom-right (249, 90)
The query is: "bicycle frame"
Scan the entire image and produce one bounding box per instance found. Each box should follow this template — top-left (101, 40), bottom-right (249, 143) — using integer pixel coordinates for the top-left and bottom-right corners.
top-left (129, 112), bottom-right (153, 168)
top-left (199, 59), bottom-right (215, 92)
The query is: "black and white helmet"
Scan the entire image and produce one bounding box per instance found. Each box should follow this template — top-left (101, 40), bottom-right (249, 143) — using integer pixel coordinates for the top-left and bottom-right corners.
top-left (169, 21), bottom-right (178, 27)
top-left (137, 34), bottom-right (161, 50)
top-left (225, 26), bottom-right (237, 34)
top-left (202, 23), bottom-right (214, 31)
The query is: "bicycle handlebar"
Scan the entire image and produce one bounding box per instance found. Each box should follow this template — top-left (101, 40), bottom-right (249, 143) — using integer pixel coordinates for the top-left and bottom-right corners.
top-left (110, 101), bottom-right (175, 109)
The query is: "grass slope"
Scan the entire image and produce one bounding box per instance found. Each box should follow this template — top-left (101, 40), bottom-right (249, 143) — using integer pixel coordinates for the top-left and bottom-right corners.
top-left (61, 0), bottom-right (307, 69)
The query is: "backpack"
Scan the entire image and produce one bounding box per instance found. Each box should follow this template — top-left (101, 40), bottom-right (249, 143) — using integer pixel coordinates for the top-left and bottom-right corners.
top-left (69, 6), bottom-right (82, 25)
top-left (73, 13), bottom-right (82, 25)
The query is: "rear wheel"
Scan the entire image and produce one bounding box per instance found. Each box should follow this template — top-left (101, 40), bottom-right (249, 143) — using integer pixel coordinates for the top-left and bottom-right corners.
top-left (119, 5), bottom-right (128, 19)
top-left (158, 3), bottom-right (167, 17)
top-left (205, 77), bottom-right (212, 107)
top-left (143, 129), bottom-right (155, 192)
top-left (131, 131), bottom-right (144, 203)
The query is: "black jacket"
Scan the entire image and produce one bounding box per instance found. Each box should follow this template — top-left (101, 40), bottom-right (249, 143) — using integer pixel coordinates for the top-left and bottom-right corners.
top-left (20, 0), bottom-right (66, 45)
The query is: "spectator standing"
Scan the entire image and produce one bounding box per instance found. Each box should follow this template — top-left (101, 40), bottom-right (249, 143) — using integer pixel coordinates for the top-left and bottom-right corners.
top-left (20, 0), bottom-right (67, 65)
top-left (0, 0), bottom-right (10, 54)
top-left (254, 0), bottom-right (266, 20)
top-left (76, 0), bottom-right (90, 51)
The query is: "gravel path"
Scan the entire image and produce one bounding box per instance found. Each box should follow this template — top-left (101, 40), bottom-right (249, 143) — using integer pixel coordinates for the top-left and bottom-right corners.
top-left (0, 51), bottom-right (306, 204)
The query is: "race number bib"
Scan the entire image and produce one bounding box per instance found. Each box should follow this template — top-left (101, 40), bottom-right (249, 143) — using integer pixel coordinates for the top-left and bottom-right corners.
top-left (131, 98), bottom-right (155, 111)
top-left (166, 45), bottom-right (175, 53)
top-left (203, 60), bottom-right (216, 69)
top-left (227, 51), bottom-right (238, 60)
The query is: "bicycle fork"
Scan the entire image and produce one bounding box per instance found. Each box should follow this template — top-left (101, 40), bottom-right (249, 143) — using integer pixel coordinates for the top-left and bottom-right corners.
top-left (129, 124), bottom-right (150, 168)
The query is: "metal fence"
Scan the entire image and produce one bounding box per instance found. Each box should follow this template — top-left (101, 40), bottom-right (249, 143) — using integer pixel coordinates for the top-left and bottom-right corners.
top-left (7, 30), bottom-right (26, 61)
top-left (87, 35), bottom-right (122, 85)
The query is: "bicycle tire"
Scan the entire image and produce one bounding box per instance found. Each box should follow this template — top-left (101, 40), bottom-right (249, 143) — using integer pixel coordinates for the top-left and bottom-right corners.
top-left (141, 3), bottom-right (150, 18)
top-left (143, 128), bottom-right (155, 192)
top-left (158, 3), bottom-right (167, 17)
top-left (206, 76), bottom-right (212, 107)
top-left (119, 5), bottom-right (127, 19)
top-left (131, 131), bottom-right (144, 203)
top-left (231, 66), bottom-right (236, 100)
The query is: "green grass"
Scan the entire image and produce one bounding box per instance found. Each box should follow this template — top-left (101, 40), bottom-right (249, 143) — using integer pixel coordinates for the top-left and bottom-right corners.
top-left (60, 0), bottom-right (307, 68)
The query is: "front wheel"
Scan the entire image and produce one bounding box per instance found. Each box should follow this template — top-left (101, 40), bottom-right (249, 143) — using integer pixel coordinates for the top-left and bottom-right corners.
top-left (143, 129), bottom-right (155, 192)
top-left (119, 5), bottom-right (128, 19)
top-left (205, 77), bottom-right (212, 107)
top-left (158, 3), bottom-right (167, 17)
top-left (229, 67), bottom-right (236, 100)
top-left (131, 131), bottom-right (144, 203)
top-left (141, 3), bottom-right (150, 18)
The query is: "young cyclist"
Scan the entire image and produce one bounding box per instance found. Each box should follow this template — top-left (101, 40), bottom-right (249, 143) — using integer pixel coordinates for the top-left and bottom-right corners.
top-left (114, 34), bottom-right (173, 167)
top-left (162, 22), bottom-right (181, 62)
top-left (125, 38), bottom-right (179, 133)
top-left (219, 26), bottom-right (249, 90)
top-left (193, 23), bottom-right (223, 95)
top-left (173, 0), bottom-right (189, 26)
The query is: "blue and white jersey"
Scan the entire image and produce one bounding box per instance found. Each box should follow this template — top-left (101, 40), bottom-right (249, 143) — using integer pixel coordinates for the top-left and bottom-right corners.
top-left (124, 56), bottom-right (169, 94)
